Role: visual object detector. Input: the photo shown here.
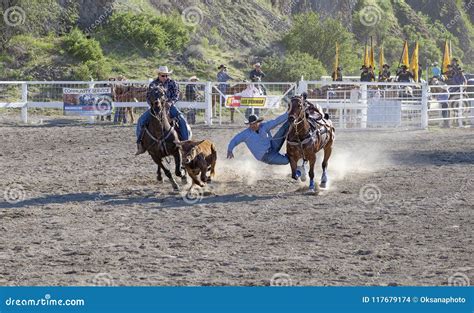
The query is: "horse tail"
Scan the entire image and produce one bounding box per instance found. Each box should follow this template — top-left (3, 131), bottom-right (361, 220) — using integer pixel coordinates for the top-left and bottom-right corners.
top-left (210, 142), bottom-right (217, 177)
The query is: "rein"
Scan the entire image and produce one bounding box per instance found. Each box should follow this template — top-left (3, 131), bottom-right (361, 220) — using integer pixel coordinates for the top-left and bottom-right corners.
top-left (144, 100), bottom-right (174, 159)
top-left (286, 98), bottom-right (330, 154)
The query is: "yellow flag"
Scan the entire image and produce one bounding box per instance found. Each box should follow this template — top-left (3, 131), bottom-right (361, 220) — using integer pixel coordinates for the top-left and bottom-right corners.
top-left (370, 39), bottom-right (375, 69)
top-left (402, 40), bottom-right (410, 68)
top-left (334, 42), bottom-right (339, 80)
top-left (410, 42), bottom-right (419, 82)
top-left (364, 45), bottom-right (370, 67)
top-left (442, 40), bottom-right (451, 74)
top-left (379, 47), bottom-right (385, 75)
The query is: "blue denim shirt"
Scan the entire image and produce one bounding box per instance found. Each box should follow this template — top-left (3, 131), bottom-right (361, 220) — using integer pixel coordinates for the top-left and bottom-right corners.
top-left (146, 78), bottom-right (179, 105)
top-left (227, 112), bottom-right (288, 161)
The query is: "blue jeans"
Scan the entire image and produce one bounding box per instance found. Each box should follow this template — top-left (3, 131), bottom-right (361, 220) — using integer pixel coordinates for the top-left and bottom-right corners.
top-left (136, 106), bottom-right (189, 142)
top-left (261, 121), bottom-right (290, 165)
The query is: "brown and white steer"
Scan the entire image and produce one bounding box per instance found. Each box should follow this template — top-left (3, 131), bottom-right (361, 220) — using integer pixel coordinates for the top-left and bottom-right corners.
top-left (176, 140), bottom-right (217, 188)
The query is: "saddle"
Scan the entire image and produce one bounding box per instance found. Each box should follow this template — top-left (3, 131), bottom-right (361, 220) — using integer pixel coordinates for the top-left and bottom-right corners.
top-left (305, 102), bottom-right (333, 136)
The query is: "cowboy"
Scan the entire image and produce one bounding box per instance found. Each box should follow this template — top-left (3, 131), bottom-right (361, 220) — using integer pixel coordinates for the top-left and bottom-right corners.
top-left (378, 64), bottom-right (391, 81)
top-left (217, 64), bottom-right (233, 93)
top-left (396, 65), bottom-right (413, 83)
top-left (331, 67), bottom-right (343, 82)
top-left (451, 58), bottom-right (461, 72)
top-left (185, 76), bottom-right (201, 101)
top-left (444, 64), bottom-right (454, 82)
top-left (135, 66), bottom-right (190, 155)
top-left (249, 63), bottom-right (266, 82)
top-left (360, 65), bottom-right (375, 82)
top-left (227, 113), bottom-right (291, 165)
top-left (246, 63), bottom-right (266, 118)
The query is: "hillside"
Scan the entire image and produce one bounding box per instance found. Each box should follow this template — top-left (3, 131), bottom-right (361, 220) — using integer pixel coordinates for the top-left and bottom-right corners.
top-left (0, 0), bottom-right (472, 81)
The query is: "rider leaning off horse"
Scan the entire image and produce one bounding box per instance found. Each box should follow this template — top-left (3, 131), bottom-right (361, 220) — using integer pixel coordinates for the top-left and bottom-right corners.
top-left (227, 94), bottom-right (329, 178)
top-left (136, 66), bottom-right (191, 155)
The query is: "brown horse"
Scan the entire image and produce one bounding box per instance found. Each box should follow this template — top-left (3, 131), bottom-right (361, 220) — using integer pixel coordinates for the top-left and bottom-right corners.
top-left (287, 96), bottom-right (335, 191)
top-left (142, 86), bottom-right (187, 191)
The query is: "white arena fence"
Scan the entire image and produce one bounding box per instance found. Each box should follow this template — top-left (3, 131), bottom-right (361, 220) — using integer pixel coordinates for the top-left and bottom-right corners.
top-left (0, 80), bottom-right (473, 129)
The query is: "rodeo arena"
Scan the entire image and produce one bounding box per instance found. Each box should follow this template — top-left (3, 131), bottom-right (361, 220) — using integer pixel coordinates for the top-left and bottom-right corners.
top-left (0, 40), bottom-right (473, 288)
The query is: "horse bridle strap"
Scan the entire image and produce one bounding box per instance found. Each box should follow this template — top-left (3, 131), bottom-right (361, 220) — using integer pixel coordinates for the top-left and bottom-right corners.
top-left (144, 125), bottom-right (173, 147)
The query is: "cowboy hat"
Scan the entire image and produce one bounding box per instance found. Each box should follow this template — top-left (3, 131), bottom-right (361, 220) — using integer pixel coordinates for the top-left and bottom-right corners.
top-left (383, 64), bottom-right (390, 68)
top-left (254, 62), bottom-right (262, 68)
top-left (245, 114), bottom-right (264, 125)
top-left (360, 65), bottom-right (367, 70)
top-left (157, 66), bottom-right (173, 74)
top-left (189, 76), bottom-right (199, 81)
top-left (218, 64), bottom-right (227, 70)
top-left (400, 64), bottom-right (408, 69)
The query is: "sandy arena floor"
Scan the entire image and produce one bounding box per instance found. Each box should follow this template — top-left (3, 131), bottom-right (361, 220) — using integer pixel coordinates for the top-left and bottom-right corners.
top-left (0, 119), bottom-right (472, 286)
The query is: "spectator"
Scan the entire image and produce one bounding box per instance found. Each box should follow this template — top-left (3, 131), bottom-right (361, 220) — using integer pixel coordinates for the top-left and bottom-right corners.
top-left (378, 64), bottom-right (391, 82)
top-left (249, 63), bottom-right (266, 82)
top-left (360, 65), bottom-right (375, 82)
top-left (217, 64), bottom-right (233, 104)
top-left (185, 76), bottom-right (201, 101)
top-left (396, 65), bottom-right (413, 83)
top-left (431, 62), bottom-right (441, 79)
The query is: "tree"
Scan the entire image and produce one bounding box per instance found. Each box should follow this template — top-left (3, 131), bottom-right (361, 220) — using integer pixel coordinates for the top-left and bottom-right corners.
top-left (283, 12), bottom-right (357, 74)
top-left (264, 51), bottom-right (327, 82)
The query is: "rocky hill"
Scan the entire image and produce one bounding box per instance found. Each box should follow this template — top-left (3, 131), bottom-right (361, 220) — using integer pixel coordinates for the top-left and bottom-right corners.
top-left (0, 0), bottom-right (472, 81)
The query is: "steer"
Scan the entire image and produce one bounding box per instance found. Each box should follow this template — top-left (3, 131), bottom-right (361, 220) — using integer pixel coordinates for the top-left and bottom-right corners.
top-left (176, 139), bottom-right (217, 188)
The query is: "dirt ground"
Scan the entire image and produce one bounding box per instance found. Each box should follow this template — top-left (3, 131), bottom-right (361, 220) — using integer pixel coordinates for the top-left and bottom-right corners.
top-left (0, 118), bottom-right (472, 286)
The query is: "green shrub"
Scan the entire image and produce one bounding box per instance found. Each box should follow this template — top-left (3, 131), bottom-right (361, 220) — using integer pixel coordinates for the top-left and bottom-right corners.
top-left (63, 28), bottom-right (104, 62)
top-left (104, 12), bottom-right (190, 53)
top-left (264, 51), bottom-right (327, 82)
top-left (283, 12), bottom-right (356, 73)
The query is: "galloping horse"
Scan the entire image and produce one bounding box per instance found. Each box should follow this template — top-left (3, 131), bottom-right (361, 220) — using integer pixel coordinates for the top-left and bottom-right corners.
top-left (287, 96), bottom-right (335, 191)
top-left (142, 85), bottom-right (187, 191)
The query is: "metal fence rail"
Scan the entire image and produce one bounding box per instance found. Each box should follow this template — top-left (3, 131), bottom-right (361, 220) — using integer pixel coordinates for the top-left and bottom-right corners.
top-left (1, 80), bottom-right (473, 129)
top-left (0, 80), bottom-right (213, 125)
top-left (300, 81), bottom-right (426, 129)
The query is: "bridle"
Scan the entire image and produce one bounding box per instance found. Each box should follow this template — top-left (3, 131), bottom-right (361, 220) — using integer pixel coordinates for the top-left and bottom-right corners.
top-left (288, 96), bottom-right (307, 129)
top-left (144, 90), bottom-right (174, 157)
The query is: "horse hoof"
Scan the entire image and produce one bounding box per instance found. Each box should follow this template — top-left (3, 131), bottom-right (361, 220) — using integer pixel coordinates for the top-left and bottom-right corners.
top-left (181, 176), bottom-right (188, 184)
top-left (320, 182), bottom-right (327, 189)
top-left (157, 177), bottom-right (164, 183)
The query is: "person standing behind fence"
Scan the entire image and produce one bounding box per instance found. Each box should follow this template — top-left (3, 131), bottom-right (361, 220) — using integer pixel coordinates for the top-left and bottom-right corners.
top-left (378, 64), bottom-right (391, 82)
top-left (248, 63), bottom-right (266, 118)
top-left (360, 65), bottom-right (375, 82)
top-left (185, 76), bottom-right (201, 101)
top-left (431, 62), bottom-right (441, 79)
top-left (396, 65), bottom-right (413, 83)
top-left (217, 64), bottom-right (233, 104)
top-left (185, 76), bottom-right (201, 125)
